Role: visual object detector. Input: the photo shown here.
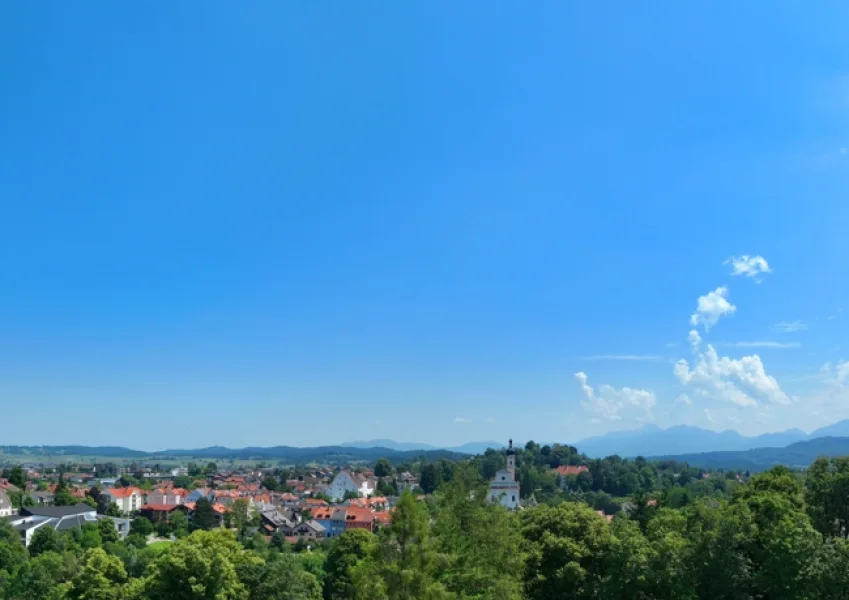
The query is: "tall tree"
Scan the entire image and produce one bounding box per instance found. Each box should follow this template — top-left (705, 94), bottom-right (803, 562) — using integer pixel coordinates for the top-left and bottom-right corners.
top-left (374, 459), bottom-right (392, 478)
top-left (353, 490), bottom-right (449, 599)
top-left (191, 497), bottom-right (218, 531)
top-left (98, 518), bottom-right (119, 544)
top-left (253, 555), bottom-right (321, 600)
top-left (231, 499), bottom-right (251, 537)
top-left (140, 529), bottom-right (262, 600)
top-left (520, 502), bottom-right (612, 600)
top-left (67, 548), bottom-right (128, 600)
top-left (432, 465), bottom-right (524, 599)
top-left (419, 464), bottom-right (441, 495)
top-left (323, 529), bottom-right (377, 600)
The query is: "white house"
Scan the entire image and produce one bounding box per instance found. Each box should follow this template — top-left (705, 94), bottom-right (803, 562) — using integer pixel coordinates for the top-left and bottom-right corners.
top-left (327, 470), bottom-right (376, 501)
top-left (487, 439), bottom-right (520, 510)
top-left (100, 487), bottom-right (143, 514)
top-left (0, 490), bottom-right (12, 517)
top-left (147, 487), bottom-right (186, 506)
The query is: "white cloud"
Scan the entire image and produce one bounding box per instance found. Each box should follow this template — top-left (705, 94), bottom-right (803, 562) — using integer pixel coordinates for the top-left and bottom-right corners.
top-left (690, 286), bottom-right (736, 331)
top-left (822, 361), bottom-right (849, 388)
top-left (773, 320), bottom-right (807, 333)
top-left (704, 409), bottom-right (715, 423)
top-left (589, 418), bottom-right (602, 424)
top-left (727, 414), bottom-right (742, 424)
top-left (726, 255), bottom-right (772, 281)
top-left (484, 417), bottom-right (497, 423)
top-left (453, 417), bottom-right (472, 424)
top-left (724, 341), bottom-right (801, 349)
top-left (575, 372), bottom-right (656, 421)
top-left (675, 394), bottom-right (693, 405)
top-left (674, 332), bottom-right (790, 407)
top-left (582, 354), bottom-right (663, 361)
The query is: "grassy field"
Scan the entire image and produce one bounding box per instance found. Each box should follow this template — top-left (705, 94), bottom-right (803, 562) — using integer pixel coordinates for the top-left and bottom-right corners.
top-left (147, 541), bottom-right (172, 554)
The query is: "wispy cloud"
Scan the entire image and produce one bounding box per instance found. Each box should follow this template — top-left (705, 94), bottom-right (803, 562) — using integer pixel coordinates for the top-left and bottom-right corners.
top-left (582, 354), bottom-right (663, 361)
top-left (725, 255), bottom-right (772, 282)
top-left (484, 417), bottom-right (496, 423)
top-left (453, 417), bottom-right (472, 424)
top-left (675, 394), bottom-right (693, 406)
top-left (773, 320), bottom-right (807, 333)
top-left (723, 341), bottom-right (801, 349)
top-left (704, 408), bottom-right (715, 423)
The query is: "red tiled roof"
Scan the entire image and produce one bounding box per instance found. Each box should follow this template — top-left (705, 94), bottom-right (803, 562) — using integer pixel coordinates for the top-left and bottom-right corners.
top-left (305, 498), bottom-right (328, 506)
top-left (344, 507), bottom-right (375, 524)
top-left (141, 504), bottom-right (180, 512)
top-left (311, 508), bottom-right (333, 520)
top-left (212, 503), bottom-right (230, 514)
top-left (554, 465), bottom-right (589, 476)
top-left (108, 487), bottom-right (140, 498)
top-left (374, 511), bottom-right (392, 525)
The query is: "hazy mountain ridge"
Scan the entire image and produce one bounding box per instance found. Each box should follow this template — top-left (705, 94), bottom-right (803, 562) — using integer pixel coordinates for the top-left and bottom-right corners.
top-left (343, 439), bottom-right (504, 454)
top-left (0, 444), bottom-right (469, 464)
top-left (573, 423), bottom-right (835, 458)
top-left (650, 436), bottom-right (849, 472)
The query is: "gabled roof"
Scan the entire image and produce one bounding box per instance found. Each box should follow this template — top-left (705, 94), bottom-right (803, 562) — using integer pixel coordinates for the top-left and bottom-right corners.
top-left (344, 506), bottom-right (375, 524)
top-left (554, 465), bottom-right (589, 476)
top-left (106, 487), bottom-right (140, 498)
top-left (21, 504), bottom-right (94, 518)
top-left (141, 504), bottom-right (180, 512)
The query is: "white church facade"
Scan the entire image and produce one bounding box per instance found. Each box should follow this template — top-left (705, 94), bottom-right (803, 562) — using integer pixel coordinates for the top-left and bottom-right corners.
top-left (487, 439), bottom-right (520, 510)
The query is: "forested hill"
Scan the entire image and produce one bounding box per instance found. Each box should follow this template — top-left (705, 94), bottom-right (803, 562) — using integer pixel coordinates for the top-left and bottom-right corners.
top-left (0, 444), bottom-right (467, 464)
top-left (650, 436), bottom-right (849, 471)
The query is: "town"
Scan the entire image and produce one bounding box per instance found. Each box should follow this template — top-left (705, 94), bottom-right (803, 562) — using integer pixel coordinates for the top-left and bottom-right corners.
top-left (0, 440), bottom-right (538, 550)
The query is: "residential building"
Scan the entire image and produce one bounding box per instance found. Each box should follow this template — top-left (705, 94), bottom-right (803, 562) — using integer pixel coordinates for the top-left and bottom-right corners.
top-left (147, 487), bottom-right (187, 506)
top-left (260, 508), bottom-right (298, 535)
top-left (343, 506), bottom-right (377, 532)
top-left (185, 488), bottom-right (213, 503)
top-left (170, 467), bottom-right (189, 477)
top-left (312, 507), bottom-right (347, 538)
top-left (327, 470), bottom-right (376, 501)
top-left (396, 472), bottom-right (419, 493)
top-left (487, 439), bottom-right (520, 510)
top-left (284, 520), bottom-right (326, 540)
top-left (100, 487), bottom-right (143, 514)
top-left (0, 489), bottom-right (12, 517)
top-left (139, 503), bottom-right (181, 523)
top-left (553, 465), bottom-right (589, 477)
top-left (30, 491), bottom-right (55, 506)
top-left (9, 504), bottom-right (129, 546)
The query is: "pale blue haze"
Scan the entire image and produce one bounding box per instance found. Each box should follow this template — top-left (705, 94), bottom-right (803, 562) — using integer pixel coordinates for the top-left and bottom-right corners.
top-left (2, 3), bottom-right (849, 449)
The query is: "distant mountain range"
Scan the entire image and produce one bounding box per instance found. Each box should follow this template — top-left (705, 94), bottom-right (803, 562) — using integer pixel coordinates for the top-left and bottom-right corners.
top-left (573, 420), bottom-right (849, 459)
top-left (342, 439), bottom-right (503, 455)
top-left (0, 444), bottom-right (470, 465)
top-left (652, 437), bottom-right (849, 472)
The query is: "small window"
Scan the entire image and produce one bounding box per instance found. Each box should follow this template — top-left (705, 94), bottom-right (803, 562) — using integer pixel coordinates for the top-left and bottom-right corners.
top-left (512, 496), bottom-right (516, 502)
top-left (501, 476), bottom-right (505, 481)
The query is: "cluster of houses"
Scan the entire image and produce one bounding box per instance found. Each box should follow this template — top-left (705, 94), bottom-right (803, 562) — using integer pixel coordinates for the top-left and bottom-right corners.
top-left (1, 438), bottom-right (576, 547)
top-left (0, 464), bottom-right (415, 547)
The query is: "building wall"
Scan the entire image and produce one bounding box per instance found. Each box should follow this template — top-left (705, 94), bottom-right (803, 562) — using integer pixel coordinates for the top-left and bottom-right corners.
top-left (327, 473), bottom-right (357, 501)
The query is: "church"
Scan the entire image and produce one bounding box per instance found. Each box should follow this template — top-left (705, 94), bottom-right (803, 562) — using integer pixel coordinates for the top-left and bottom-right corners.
top-left (487, 439), bottom-right (520, 510)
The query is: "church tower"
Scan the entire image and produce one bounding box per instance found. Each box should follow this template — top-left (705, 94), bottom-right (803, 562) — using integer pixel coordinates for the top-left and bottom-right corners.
top-left (487, 438), bottom-right (520, 510)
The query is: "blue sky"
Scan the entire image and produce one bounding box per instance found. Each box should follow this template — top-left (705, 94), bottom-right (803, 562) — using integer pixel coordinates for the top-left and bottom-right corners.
top-left (2, 3), bottom-right (849, 450)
